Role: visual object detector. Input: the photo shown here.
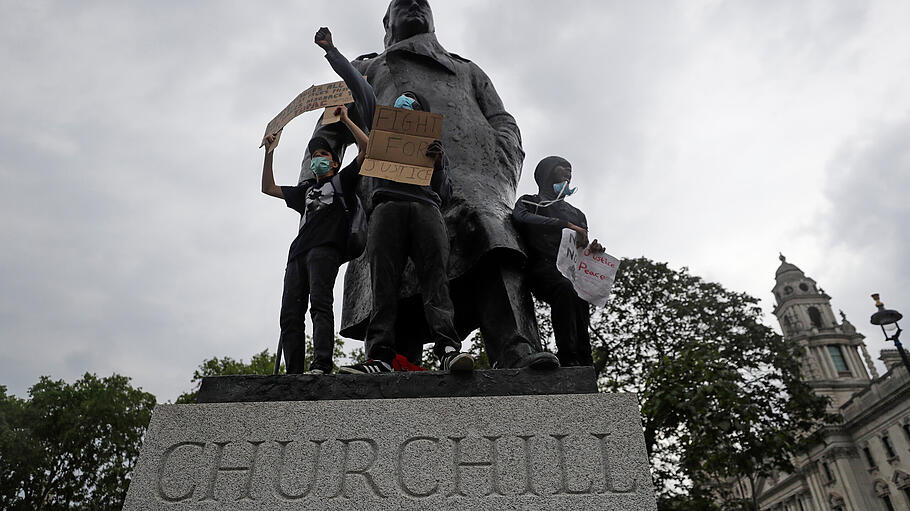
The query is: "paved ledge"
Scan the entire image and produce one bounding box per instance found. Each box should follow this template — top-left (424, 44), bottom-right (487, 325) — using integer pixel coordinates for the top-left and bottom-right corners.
top-left (197, 366), bottom-right (598, 403)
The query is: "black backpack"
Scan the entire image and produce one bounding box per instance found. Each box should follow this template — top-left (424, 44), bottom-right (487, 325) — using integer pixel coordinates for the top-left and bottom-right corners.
top-left (330, 173), bottom-right (367, 262)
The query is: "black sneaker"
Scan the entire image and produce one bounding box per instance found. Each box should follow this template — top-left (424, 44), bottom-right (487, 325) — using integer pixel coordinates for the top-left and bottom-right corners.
top-left (441, 351), bottom-right (475, 372)
top-left (339, 359), bottom-right (392, 374)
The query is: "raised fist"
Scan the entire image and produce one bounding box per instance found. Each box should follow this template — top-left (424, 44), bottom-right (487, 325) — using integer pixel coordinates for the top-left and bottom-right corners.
top-left (314, 27), bottom-right (334, 50)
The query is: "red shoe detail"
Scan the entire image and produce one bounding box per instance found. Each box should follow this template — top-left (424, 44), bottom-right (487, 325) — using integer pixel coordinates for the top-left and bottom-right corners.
top-left (391, 354), bottom-right (428, 372)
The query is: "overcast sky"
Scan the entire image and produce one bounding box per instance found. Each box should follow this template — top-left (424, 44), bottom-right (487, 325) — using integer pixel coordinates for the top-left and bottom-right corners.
top-left (1, 0), bottom-right (908, 401)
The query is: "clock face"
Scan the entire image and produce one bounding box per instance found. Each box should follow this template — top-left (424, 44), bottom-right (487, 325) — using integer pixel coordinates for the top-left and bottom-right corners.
top-left (799, 283), bottom-right (809, 292)
top-left (784, 286), bottom-right (793, 294)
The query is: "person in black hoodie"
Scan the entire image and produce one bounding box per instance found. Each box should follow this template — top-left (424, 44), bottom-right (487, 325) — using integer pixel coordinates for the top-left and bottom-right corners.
top-left (340, 90), bottom-right (473, 375)
top-left (512, 156), bottom-right (604, 367)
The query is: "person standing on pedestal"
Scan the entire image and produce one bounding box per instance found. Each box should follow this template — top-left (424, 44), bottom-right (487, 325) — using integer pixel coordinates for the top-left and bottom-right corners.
top-left (263, 28), bottom-right (375, 374)
top-left (339, 91), bottom-right (473, 375)
top-left (512, 156), bottom-right (604, 367)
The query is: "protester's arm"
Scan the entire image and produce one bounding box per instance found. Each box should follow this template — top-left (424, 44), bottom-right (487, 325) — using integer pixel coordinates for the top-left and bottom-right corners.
top-left (337, 105), bottom-right (368, 163)
top-left (316, 27), bottom-right (376, 131)
top-left (513, 198), bottom-right (570, 228)
top-left (513, 198), bottom-right (589, 246)
top-left (335, 105), bottom-right (367, 194)
top-left (261, 132), bottom-right (284, 199)
top-left (427, 141), bottom-right (453, 204)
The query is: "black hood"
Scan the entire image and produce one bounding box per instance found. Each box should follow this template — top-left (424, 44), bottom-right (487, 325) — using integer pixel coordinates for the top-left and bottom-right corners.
top-left (534, 156), bottom-right (570, 198)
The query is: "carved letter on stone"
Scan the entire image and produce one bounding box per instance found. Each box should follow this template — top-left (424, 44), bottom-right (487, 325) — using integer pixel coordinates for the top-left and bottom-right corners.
top-left (447, 436), bottom-right (503, 497)
top-left (517, 435), bottom-right (540, 496)
top-left (396, 436), bottom-right (441, 498)
top-left (333, 438), bottom-right (385, 498)
top-left (273, 439), bottom-right (326, 500)
top-left (200, 440), bottom-right (264, 502)
top-left (551, 434), bottom-right (593, 495)
top-left (593, 433), bottom-right (637, 494)
top-left (157, 441), bottom-right (205, 503)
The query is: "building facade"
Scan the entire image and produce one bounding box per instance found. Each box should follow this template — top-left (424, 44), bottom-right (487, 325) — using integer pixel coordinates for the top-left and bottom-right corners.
top-left (749, 256), bottom-right (910, 511)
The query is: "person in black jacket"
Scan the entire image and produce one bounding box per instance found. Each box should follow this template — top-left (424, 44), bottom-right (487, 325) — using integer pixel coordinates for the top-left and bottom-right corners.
top-left (512, 156), bottom-right (604, 367)
top-left (340, 89), bottom-right (473, 375)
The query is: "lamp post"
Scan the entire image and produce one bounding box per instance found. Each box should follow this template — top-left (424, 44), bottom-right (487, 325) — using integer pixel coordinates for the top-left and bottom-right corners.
top-left (870, 294), bottom-right (910, 374)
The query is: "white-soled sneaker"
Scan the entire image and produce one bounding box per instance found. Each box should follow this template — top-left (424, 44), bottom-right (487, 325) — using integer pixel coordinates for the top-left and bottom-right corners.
top-left (339, 359), bottom-right (393, 374)
top-left (441, 351), bottom-right (474, 372)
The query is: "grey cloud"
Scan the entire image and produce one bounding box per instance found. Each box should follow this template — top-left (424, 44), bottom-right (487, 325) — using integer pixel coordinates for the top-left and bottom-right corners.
top-left (1, 1), bottom-right (908, 400)
top-left (820, 114), bottom-right (910, 366)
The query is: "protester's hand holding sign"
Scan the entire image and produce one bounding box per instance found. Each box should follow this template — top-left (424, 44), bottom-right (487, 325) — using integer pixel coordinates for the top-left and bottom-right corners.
top-left (334, 105), bottom-right (349, 121)
top-left (263, 130), bottom-right (282, 154)
top-left (556, 229), bottom-right (620, 308)
top-left (426, 140), bottom-right (444, 166)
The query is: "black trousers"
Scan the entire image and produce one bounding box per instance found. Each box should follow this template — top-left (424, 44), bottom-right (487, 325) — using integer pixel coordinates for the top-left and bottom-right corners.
top-left (527, 260), bottom-right (593, 366)
top-left (365, 200), bottom-right (461, 363)
top-left (279, 245), bottom-right (341, 373)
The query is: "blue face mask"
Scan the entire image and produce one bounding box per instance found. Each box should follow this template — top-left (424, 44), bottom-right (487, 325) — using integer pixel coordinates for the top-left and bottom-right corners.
top-left (310, 156), bottom-right (332, 177)
top-left (553, 181), bottom-right (577, 196)
top-left (394, 95), bottom-right (417, 110)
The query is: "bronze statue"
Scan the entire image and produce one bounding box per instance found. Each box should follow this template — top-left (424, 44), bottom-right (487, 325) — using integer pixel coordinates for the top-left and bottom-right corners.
top-left (301, 0), bottom-right (557, 369)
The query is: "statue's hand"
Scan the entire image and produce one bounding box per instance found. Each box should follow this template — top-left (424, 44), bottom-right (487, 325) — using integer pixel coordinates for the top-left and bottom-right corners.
top-left (314, 27), bottom-right (334, 51)
top-left (426, 140), bottom-right (444, 164)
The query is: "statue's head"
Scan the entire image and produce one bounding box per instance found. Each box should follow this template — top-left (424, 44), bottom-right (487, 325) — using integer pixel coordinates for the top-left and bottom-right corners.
top-left (384, 0), bottom-right (435, 47)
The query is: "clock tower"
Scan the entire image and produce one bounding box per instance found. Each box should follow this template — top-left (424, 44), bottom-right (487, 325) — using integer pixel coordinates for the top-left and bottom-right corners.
top-left (772, 254), bottom-right (876, 408)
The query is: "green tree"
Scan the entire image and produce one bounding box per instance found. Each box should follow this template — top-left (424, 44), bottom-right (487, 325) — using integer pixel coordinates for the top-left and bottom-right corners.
top-left (539, 257), bottom-right (831, 509)
top-left (0, 374), bottom-right (155, 510)
top-left (176, 338), bottom-right (347, 403)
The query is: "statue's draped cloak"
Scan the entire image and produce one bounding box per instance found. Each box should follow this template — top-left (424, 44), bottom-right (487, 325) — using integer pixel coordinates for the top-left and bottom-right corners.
top-left (315, 34), bottom-right (525, 340)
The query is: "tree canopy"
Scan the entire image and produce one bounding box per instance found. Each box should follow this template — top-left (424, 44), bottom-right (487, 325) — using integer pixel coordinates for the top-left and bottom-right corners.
top-left (176, 338), bottom-right (347, 403)
top-left (581, 257), bottom-right (831, 509)
top-left (0, 374), bottom-right (155, 510)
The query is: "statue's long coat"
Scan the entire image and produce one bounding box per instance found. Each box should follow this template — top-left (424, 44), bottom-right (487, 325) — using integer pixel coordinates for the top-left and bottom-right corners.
top-left (304, 33), bottom-right (526, 341)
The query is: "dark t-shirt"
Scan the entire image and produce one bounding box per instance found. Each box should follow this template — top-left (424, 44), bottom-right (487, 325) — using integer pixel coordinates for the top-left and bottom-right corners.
top-left (282, 160), bottom-right (360, 262)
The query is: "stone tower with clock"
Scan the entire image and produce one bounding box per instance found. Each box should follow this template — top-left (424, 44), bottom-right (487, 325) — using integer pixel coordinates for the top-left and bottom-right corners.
top-left (772, 254), bottom-right (878, 409)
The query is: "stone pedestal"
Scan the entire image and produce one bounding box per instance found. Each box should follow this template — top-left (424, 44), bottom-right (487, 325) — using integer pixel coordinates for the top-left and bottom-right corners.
top-left (124, 368), bottom-right (657, 510)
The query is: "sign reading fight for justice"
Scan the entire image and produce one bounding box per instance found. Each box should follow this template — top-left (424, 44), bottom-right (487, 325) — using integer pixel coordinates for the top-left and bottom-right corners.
top-left (361, 105), bottom-right (444, 186)
top-left (556, 229), bottom-right (621, 308)
top-left (261, 80), bottom-right (354, 146)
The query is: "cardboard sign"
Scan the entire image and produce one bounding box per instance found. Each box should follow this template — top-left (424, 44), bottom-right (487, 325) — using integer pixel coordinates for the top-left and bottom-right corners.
top-left (261, 80), bottom-right (354, 146)
top-left (556, 229), bottom-right (621, 308)
top-left (361, 105), bottom-right (443, 186)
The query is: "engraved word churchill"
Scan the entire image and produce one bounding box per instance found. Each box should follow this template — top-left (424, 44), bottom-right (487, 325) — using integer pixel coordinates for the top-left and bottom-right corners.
top-left (154, 432), bottom-right (637, 503)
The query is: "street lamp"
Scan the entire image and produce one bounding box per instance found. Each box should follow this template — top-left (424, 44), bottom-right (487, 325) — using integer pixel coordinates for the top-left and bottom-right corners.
top-left (870, 294), bottom-right (910, 374)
